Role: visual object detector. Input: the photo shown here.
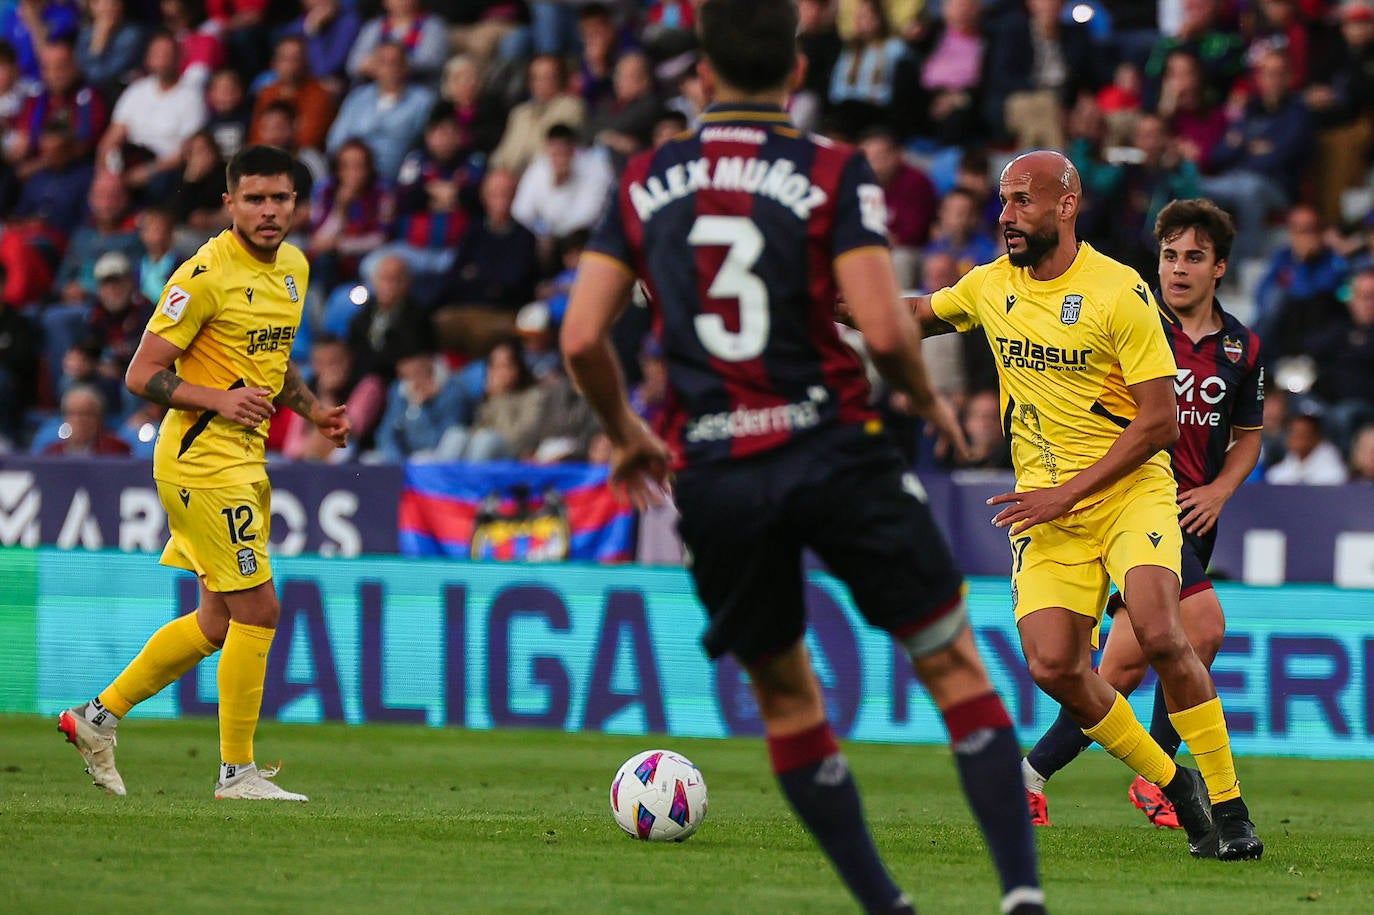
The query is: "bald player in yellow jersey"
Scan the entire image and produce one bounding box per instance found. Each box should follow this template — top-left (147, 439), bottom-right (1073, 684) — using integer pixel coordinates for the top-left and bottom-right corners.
top-left (59, 146), bottom-right (351, 801)
top-left (905, 151), bottom-right (1262, 861)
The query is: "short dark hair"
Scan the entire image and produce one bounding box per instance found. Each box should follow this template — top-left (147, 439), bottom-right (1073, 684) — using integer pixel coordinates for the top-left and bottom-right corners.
top-left (1154, 198), bottom-right (1236, 265)
top-left (261, 99), bottom-right (297, 121)
top-left (226, 144), bottom-right (297, 191)
top-left (545, 122), bottom-right (578, 144)
top-left (698, 0), bottom-right (798, 94)
top-left (578, 3), bottom-right (613, 23)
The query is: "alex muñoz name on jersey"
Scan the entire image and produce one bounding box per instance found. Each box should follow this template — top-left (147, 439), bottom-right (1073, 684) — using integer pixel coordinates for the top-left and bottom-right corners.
top-left (629, 154), bottom-right (830, 222)
top-left (994, 336), bottom-right (1093, 372)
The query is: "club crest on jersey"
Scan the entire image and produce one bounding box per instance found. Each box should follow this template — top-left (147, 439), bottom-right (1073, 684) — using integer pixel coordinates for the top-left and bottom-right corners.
top-left (285, 275), bottom-right (299, 302)
top-left (236, 547), bottom-right (258, 576)
top-left (1060, 294), bottom-right (1083, 325)
top-left (1222, 335), bottom-right (1244, 364)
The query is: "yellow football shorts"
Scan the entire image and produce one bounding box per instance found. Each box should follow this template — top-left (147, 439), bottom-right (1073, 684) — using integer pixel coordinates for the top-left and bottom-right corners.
top-left (1008, 469), bottom-right (1182, 629)
top-left (156, 480), bottom-right (273, 593)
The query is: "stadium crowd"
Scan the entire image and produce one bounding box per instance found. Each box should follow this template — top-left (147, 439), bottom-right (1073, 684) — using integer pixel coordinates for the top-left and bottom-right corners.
top-left (1, 0), bottom-right (1372, 484)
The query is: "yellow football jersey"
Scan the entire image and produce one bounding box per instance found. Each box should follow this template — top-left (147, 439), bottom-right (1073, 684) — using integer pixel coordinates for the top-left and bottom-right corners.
top-left (931, 243), bottom-right (1177, 498)
top-left (146, 230), bottom-right (309, 488)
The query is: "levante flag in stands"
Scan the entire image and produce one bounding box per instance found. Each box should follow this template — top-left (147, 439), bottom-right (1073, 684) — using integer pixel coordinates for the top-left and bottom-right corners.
top-left (398, 462), bottom-right (636, 563)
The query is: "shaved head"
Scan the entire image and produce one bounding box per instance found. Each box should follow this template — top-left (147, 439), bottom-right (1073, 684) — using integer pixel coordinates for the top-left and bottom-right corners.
top-left (998, 150), bottom-right (1082, 272)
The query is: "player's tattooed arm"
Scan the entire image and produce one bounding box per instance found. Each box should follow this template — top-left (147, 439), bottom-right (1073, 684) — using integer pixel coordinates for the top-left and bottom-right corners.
top-left (275, 361), bottom-right (320, 419)
top-left (142, 369), bottom-right (184, 406)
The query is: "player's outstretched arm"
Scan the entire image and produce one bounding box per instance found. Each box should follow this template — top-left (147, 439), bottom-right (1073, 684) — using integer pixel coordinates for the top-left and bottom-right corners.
top-left (562, 254), bottom-right (671, 508)
top-left (836, 248), bottom-right (969, 462)
top-left (1179, 427), bottom-right (1260, 535)
top-left (125, 330), bottom-right (276, 429)
top-left (277, 361), bottom-right (350, 447)
top-left (902, 294), bottom-right (959, 337)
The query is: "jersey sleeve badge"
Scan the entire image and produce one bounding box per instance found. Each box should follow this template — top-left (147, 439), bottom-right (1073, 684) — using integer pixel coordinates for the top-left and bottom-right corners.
top-left (162, 285), bottom-right (191, 322)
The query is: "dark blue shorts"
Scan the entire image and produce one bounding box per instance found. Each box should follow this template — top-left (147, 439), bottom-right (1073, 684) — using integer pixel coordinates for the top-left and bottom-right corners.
top-left (674, 425), bottom-right (965, 664)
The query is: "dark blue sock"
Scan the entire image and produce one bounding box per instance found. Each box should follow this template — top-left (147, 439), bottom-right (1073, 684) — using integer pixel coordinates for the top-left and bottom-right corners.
top-left (945, 694), bottom-right (1043, 906)
top-left (770, 723), bottom-right (911, 914)
top-left (1026, 707), bottom-right (1093, 781)
top-left (1149, 680), bottom-right (1183, 758)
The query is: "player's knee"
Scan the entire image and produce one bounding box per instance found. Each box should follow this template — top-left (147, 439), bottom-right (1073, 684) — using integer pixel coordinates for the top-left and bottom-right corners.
top-left (1025, 652), bottom-right (1089, 699)
top-left (1135, 627), bottom-right (1192, 667)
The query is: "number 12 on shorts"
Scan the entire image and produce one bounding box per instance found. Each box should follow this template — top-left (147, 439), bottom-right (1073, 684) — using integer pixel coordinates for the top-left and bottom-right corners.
top-left (220, 505), bottom-right (257, 544)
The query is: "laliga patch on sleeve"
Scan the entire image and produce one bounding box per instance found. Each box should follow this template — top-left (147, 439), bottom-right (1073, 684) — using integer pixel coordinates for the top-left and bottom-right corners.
top-left (162, 285), bottom-right (191, 321)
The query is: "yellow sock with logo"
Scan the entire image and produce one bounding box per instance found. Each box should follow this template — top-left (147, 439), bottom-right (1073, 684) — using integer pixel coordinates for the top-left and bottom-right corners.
top-left (1082, 692), bottom-right (1179, 787)
top-left (99, 613), bottom-right (218, 717)
top-left (1169, 696), bottom-right (1241, 803)
top-left (218, 621), bottom-right (275, 765)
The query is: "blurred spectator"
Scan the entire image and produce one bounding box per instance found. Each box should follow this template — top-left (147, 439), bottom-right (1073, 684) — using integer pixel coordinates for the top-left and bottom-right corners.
top-left (249, 36), bottom-right (336, 153)
top-left (651, 108), bottom-right (688, 148)
top-left (471, 336), bottom-right (548, 460)
top-left (447, 2), bottom-right (525, 71)
top-left (346, 0), bottom-right (448, 85)
top-left (6, 38), bottom-right (108, 179)
top-left (575, 3), bottom-right (626, 113)
top-left (1155, 49), bottom-right (1227, 174)
top-left (1348, 423), bottom-right (1374, 481)
top-left (512, 123), bottom-right (614, 256)
top-left (837, 0), bottom-right (921, 43)
top-left (281, 334), bottom-right (385, 460)
top-left (135, 205), bottom-right (182, 305)
top-left (1200, 48), bottom-right (1313, 261)
top-left (1306, 0), bottom-right (1374, 223)
top-left (797, 0), bottom-right (841, 120)
top-left (97, 30), bottom-right (206, 197)
top-left (76, 0), bottom-right (145, 97)
top-left (515, 300), bottom-right (560, 381)
top-left (950, 389), bottom-right (1011, 470)
top-left (0, 39), bottom-right (37, 122)
top-left (1098, 112), bottom-right (1203, 276)
top-left (663, 55), bottom-right (707, 128)
top-left (361, 108), bottom-right (479, 284)
top-left (1253, 204), bottom-right (1348, 354)
top-left (983, 0), bottom-right (1100, 150)
top-left (204, 65), bottom-right (249, 159)
top-left (1244, 0), bottom-right (1314, 92)
top-left (1266, 411), bottom-right (1350, 484)
top-left (953, 146), bottom-right (1001, 234)
top-left (0, 283), bottom-right (39, 443)
top-left (1096, 60), bottom-right (1144, 146)
top-left (435, 54), bottom-right (506, 158)
top-left (586, 50), bottom-right (658, 159)
top-left (914, 249), bottom-right (968, 398)
top-left (41, 383), bottom-right (131, 456)
top-left (207, 0), bottom-right (270, 83)
top-left (346, 252), bottom-right (432, 384)
top-left (374, 348), bottom-right (476, 463)
top-left (309, 138), bottom-right (393, 289)
top-left (283, 0), bottom-right (361, 95)
top-left (54, 169), bottom-right (141, 302)
top-left (490, 53), bottom-right (587, 175)
top-left (433, 169), bottom-right (538, 355)
top-left (11, 121), bottom-right (93, 235)
top-left (0, 0), bottom-right (79, 82)
top-left (1305, 267), bottom-right (1374, 441)
top-left (858, 126), bottom-right (936, 286)
top-left (629, 334), bottom-right (666, 427)
top-left (327, 40), bottom-right (434, 182)
top-left (911, 0), bottom-right (985, 145)
top-left (828, 0), bottom-right (910, 137)
top-left (922, 187), bottom-right (998, 277)
top-left (85, 250), bottom-right (152, 375)
top-left (56, 336), bottom-right (123, 408)
top-left (538, 228), bottom-right (588, 325)
top-left (252, 99), bottom-right (326, 202)
top-left (168, 129), bottom-right (229, 238)
top-left (1143, 0), bottom-right (1245, 106)
top-left (158, 0), bottom-right (226, 87)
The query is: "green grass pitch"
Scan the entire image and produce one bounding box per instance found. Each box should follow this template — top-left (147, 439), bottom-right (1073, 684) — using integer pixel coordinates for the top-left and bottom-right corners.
top-left (3, 715), bottom-right (1372, 914)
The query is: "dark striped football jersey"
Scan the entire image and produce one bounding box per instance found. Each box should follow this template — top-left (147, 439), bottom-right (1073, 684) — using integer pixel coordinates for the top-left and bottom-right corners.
top-left (586, 103), bottom-right (889, 469)
top-left (1163, 298), bottom-right (1264, 493)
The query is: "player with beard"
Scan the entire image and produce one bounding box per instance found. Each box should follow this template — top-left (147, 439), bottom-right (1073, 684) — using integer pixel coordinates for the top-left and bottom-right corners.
top-left (1021, 199), bottom-right (1264, 832)
top-left (903, 152), bottom-right (1263, 861)
top-left (59, 145), bottom-right (350, 801)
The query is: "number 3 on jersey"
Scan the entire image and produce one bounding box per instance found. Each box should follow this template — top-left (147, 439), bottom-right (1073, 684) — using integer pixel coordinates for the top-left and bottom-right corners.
top-left (688, 215), bottom-right (769, 362)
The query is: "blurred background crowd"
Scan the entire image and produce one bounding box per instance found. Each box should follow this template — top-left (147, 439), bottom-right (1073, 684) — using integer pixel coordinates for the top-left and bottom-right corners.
top-left (0, 0), bottom-right (1371, 486)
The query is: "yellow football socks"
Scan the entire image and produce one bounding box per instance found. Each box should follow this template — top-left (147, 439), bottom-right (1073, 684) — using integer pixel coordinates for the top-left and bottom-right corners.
top-left (1083, 692), bottom-right (1179, 787)
top-left (1170, 696), bottom-right (1241, 803)
top-left (218, 621), bottom-right (275, 765)
top-left (99, 613), bottom-right (218, 717)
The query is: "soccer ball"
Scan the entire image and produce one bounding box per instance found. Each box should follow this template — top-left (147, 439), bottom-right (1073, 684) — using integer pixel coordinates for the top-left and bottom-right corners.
top-left (609, 749), bottom-right (708, 842)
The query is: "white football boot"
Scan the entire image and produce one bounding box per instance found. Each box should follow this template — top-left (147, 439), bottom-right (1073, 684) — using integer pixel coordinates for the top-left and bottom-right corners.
top-left (58, 707), bottom-right (127, 796)
top-left (215, 763), bottom-right (308, 801)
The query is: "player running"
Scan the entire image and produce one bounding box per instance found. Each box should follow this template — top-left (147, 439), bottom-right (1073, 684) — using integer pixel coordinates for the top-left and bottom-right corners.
top-left (59, 145), bottom-right (350, 801)
top-left (561, 1), bottom-right (1046, 911)
top-left (903, 152), bottom-right (1262, 861)
top-left (1022, 199), bottom-right (1263, 831)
